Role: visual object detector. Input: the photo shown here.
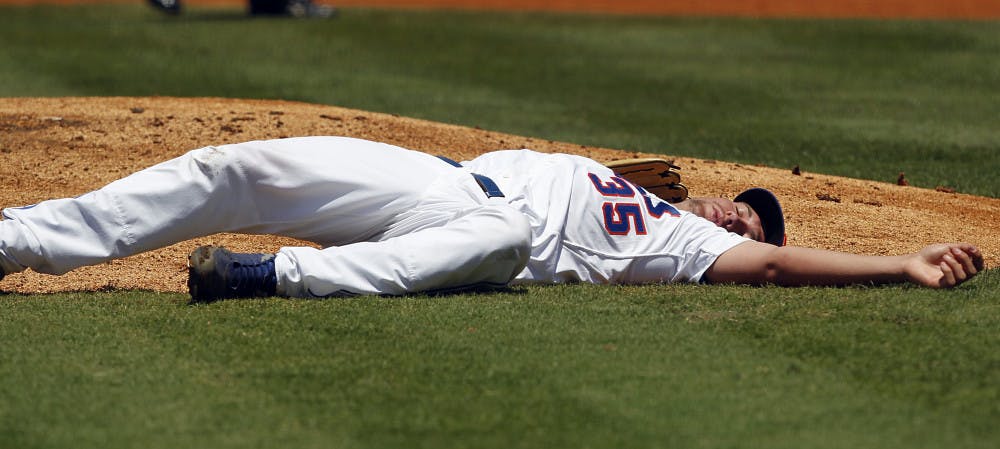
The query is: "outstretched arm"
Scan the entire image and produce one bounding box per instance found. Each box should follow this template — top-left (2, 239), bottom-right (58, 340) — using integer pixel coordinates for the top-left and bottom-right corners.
top-left (704, 241), bottom-right (984, 288)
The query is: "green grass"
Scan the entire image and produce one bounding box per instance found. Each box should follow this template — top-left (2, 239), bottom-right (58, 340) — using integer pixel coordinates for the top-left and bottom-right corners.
top-left (1, 5), bottom-right (1000, 195)
top-left (2, 272), bottom-right (999, 449)
top-left (1, 5), bottom-right (1000, 448)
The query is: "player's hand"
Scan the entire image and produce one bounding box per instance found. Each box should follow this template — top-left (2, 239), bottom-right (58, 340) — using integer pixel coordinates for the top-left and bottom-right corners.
top-left (904, 243), bottom-right (985, 288)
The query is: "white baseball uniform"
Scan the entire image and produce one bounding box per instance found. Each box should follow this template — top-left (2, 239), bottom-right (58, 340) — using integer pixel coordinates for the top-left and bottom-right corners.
top-left (0, 136), bottom-right (748, 296)
top-left (463, 150), bottom-right (749, 285)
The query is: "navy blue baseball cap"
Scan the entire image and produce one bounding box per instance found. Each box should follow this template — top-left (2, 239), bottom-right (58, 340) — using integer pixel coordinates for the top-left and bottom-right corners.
top-left (734, 188), bottom-right (786, 246)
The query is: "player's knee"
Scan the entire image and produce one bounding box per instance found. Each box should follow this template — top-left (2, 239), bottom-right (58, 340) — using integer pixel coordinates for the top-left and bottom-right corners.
top-left (191, 141), bottom-right (270, 174)
top-left (188, 145), bottom-right (247, 181)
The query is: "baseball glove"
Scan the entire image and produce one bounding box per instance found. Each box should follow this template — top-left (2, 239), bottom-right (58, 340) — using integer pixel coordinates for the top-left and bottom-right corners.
top-left (605, 158), bottom-right (689, 203)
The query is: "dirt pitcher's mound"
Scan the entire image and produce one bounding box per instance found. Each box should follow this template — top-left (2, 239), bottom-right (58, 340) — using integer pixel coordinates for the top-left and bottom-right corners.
top-left (0, 96), bottom-right (996, 294)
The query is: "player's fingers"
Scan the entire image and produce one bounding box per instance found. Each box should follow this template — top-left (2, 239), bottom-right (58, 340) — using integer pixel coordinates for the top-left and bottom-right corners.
top-left (951, 247), bottom-right (979, 276)
top-left (942, 253), bottom-right (967, 282)
top-left (967, 245), bottom-right (986, 271)
top-left (939, 261), bottom-right (956, 288)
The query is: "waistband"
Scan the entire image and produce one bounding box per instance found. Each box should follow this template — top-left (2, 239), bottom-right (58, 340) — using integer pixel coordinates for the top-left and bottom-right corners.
top-left (437, 156), bottom-right (504, 198)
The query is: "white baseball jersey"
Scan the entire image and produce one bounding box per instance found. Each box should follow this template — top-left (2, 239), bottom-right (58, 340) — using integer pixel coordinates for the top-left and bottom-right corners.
top-left (0, 137), bottom-right (747, 297)
top-left (465, 150), bottom-right (749, 285)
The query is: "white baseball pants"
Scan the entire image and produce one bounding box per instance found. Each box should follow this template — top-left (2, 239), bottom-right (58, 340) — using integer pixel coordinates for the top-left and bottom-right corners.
top-left (0, 137), bottom-right (531, 296)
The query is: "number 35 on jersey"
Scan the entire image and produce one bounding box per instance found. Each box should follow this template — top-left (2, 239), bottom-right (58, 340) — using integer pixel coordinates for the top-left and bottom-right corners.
top-left (587, 173), bottom-right (680, 236)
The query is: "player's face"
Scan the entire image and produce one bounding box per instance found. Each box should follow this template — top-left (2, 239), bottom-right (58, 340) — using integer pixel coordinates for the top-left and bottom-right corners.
top-left (686, 197), bottom-right (766, 243)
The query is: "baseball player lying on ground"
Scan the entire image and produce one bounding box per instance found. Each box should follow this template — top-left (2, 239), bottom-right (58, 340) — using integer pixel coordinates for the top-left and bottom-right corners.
top-left (0, 136), bottom-right (984, 301)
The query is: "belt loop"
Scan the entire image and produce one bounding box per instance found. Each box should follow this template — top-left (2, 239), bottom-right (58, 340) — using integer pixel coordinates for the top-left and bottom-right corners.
top-left (437, 155), bottom-right (504, 198)
top-left (472, 174), bottom-right (505, 198)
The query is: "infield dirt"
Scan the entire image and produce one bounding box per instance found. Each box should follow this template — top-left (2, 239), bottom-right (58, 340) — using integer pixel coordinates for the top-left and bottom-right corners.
top-left (3, 0), bottom-right (999, 294)
top-left (0, 97), bottom-right (996, 294)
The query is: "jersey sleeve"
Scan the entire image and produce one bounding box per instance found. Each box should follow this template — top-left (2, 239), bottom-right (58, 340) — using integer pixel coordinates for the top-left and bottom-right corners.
top-left (615, 212), bottom-right (749, 284)
top-left (670, 215), bottom-right (750, 283)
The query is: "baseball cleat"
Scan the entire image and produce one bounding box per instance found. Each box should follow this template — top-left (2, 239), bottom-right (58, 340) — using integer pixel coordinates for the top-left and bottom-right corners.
top-left (146, 0), bottom-right (181, 14)
top-left (187, 245), bottom-right (277, 302)
top-left (286, 0), bottom-right (336, 18)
